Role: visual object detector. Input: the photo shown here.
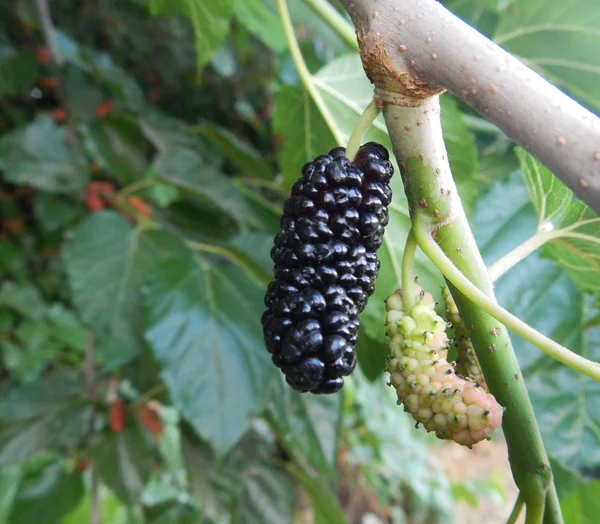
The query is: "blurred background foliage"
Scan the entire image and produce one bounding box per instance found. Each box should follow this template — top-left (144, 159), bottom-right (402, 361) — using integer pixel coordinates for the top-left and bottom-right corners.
top-left (0, 0), bottom-right (599, 522)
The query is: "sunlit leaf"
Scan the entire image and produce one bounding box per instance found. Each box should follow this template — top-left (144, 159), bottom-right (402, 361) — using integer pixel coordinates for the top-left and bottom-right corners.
top-left (517, 148), bottom-right (600, 296)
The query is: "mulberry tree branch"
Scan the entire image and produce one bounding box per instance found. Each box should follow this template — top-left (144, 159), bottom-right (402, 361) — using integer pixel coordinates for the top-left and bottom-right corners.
top-left (337, 0), bottom-right (600, 213)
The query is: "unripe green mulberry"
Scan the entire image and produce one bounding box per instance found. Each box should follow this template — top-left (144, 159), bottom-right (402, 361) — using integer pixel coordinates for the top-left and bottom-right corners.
top-left (442, 285), bottom-right (487, 390)
top-left (385, 286), bottom-right (502, 447)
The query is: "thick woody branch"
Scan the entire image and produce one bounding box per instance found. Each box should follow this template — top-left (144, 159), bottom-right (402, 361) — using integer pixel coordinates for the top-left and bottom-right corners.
top-left (338, 0), bottom-right (600, 214)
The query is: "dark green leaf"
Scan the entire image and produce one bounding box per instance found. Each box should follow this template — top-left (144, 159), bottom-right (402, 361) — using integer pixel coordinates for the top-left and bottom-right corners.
top-left (145, 501), bottom-right (199, 524)
top-left (9, 463), bottom-right (84, 524)
top-left (81, 116), bottom-right (149, 183)
top-left (91, 420), bottom-right (156, 504)
top-left (144, 242), bottom-right (275, 454)
top-left (0, 282), bottom-right (46, 320)
top-left (0, 378), bottom-right (91, 466)
top-left (198, 122), bottom-right (274, 179)
top-left (0, 51), bottom-right (41, 97)
top-left (153, 148), bottom-right (261, 228)
top-left (0, 115), bottom-right (89, 193)
top-left (33, 193), bottom-right (85, 232)
top-left (140, 111), bottom-right (205, 153)
top-left (268, 376), bottom-right (342, 478)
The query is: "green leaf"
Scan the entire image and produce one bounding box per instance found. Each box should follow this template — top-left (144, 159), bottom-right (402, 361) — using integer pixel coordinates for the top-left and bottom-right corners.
top-left (268, 376), bottom-right (342, 478)
top-left (182, 425), bottom-right (295, 522)
top-left (0, 378), bottom-right (91, 466)
top-left (148, 1), bottom-right (233, 71)
top-left (64, 212), bottom-right (184, 368)
top-left (517, 148), bottom-right (600, 296)
top-left (561, 480), bottom-right (600, 523)
top-left (0, 281), bottom-right (46, 320)
top-left (494, 0), bottom-right (600, 112)
top-left (140, 110), bottom-right (205, 153)
top-left (143, 241), bottom-right (275, 454)
top-left (286, 465), bottom-right (347, 524)
top-left (144, 501), bottom-right (199, 524)
top-left (0, 464), bottom-right (22, 522)
top-left (0, 51), bottom-right (41, 97)
top-left (33, 193), bottom-right (85, 232)
top-left (81, 116), bottom-right (149, 183)
top-left (198, 122), bottom-right (274, 179)
top-left (0, 115), bottom-right (89, 193)
top-left (233, 0), bottom-right (286, 53)
top-left (272, 85), bottom-right (337, 188)
top-left (473, 173), bottom-right (600, 469)
top-left (153, 147), bottom-right (261, 228)
top-left (9, 463), bottom-right (84, 524)
top-left (92, 420), bottom-right (156, 504)
top-left (46, 304), bottom-right (86, 351)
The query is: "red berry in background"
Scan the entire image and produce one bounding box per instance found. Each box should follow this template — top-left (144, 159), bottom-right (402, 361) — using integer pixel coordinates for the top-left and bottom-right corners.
top-left (52, 107), bottom-right (68, 123)
top-left (108, 399), bottom-right (127, 433)
top-left (3, 219), bottom-right (24, 236)
top-left (95, 100), bottom-right (115, 119)
top-left (127, 195), bottom-right (151, 219)
top-left (40, 76), bottom-right (58, 91)
top-left (85, 182), bottom-right (116, 211)
top-left (137, 403), bottom-right (163, 436)
top-left (36, 46), bottom-right (51, 65)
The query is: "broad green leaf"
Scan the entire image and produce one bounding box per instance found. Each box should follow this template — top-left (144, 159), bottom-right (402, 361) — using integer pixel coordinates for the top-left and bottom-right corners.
top-left (0, 281), bottom-right (46, 320)
top-left (233, 0), bottom-right (286, 54)
top-left (92, 421), bottom-right (156, 504)
top-left (0, 115), bottom-right (89, 193)
top-left (517, 149), bottom-right (600, 296)
top-left (198, 122), bottom-right (274, 179)
top-left (9, 463), bottom-right (84, 524)
top-left (46, 304), bottom-right (86, 351)
top-left (494, 0), bottom-right (600, 111)
top-left (0, 51), bottom-right (41, 97)
top-left (144, 501), bottom-right (199, 524)
top-left (63, 486), bottom-right (129, 524)
top-left (148, 1), bottom-right (233, 71)
top-left (6, 320), bottom-right (54, 382)
top-left (286, 465), bottom-right (347, 524)
top-left (561, 480), bottom-right (600, 523)
top-left (144, 242), bottom-right (275, 454)
top-left (81, 116), bottom-right (149, 183)
top-left (65, 212), bottom-right (184, 368)
top-left (268, 375), bottom-right (342, 478)
top-left (0, 378), bottom-right (91, 466)
top-left (272, 85), bottom-right (337, 188)
top-left (153, 148), bottom-right (261, 229)
top-left (473, 173), bottom-right (600, 469)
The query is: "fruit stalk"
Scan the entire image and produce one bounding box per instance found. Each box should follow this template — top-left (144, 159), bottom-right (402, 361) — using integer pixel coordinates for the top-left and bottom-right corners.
top-left (381, 92), bottom-right (561, 523)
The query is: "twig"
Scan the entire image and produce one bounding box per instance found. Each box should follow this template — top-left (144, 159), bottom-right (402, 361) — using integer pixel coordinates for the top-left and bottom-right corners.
top-left (337, 0), bottom-right (600, 213)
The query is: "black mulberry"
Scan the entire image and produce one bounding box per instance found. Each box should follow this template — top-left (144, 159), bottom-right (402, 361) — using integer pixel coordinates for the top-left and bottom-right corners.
top-left (262, 143), bottom-right (394, 394)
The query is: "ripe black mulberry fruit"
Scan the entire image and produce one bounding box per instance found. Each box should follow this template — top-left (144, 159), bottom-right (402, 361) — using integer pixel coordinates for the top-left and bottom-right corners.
top-left (262, 143), bottom-right (393, 394)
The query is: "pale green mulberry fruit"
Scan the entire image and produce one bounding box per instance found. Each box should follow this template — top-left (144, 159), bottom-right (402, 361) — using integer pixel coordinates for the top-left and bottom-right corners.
top-left (442, 285), bottom-right (487, 390)
top-left (385, 286), bottom-right (503, 447)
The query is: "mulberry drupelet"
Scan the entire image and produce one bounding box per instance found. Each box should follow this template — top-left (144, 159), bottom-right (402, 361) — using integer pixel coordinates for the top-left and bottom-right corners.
top-left (262, 143), bottom-right (393, 394)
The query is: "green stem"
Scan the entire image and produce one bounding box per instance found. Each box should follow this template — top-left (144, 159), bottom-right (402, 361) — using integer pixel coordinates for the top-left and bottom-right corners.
top-left (186, 240), bottom-right (269, 287)
top-left (303, 0), bottom-right (358, 49)
top-left (489, 231), bottom-right (552, 282)
top-left (381, 94), bottom-right (561, 523)
top-left (414, 220), bottom-right (600, 382)
top-left (276, 0), bottom-right (344, 145)
top-left (401, 230), bottom-right (418, 310)
top-left (345, 99), bottom-right (380, 160)
top-left (525, 492), bottom-right (546, 524)
top-left (507, 493), bottom-right (525, 524)
top-left (544, 485), bottom-right (562, 524)
top-left (117, 178), bottom-right (158, 198)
